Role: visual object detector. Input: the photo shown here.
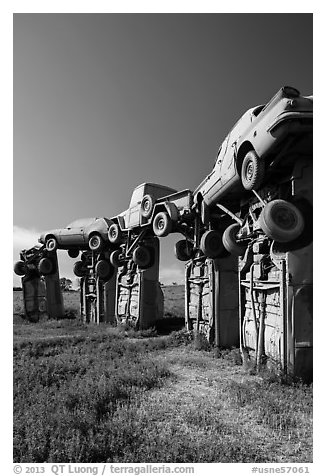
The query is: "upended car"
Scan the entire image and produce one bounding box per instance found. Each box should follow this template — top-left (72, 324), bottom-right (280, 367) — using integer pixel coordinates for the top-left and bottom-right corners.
top-left (194, 86), bottom-right (312, 209)
top-left (186, 86), bottom-right (313, 258)
top-left (39, 217), bottom-right (114, 257)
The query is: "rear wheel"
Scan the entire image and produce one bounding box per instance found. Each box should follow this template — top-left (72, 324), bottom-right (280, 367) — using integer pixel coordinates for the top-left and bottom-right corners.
top-left (108, 223), bottom-right (123, 244)
top-left (68, 249), bottom-right (79, 258)
top-left (88, 233), bottom-right (103, 251)
top-left (14, 260), bottom-right (27, 276)
top-left (222, 224), bottom-right (247, 256)
top-left (259, 199), bottom-right (304, 243)
top-left (140, 194), bottom-right (155, 219)
top-left (174, 240), bottom-right (194, 261)
top-left (241, 150), bottom-right (264, 191)
top-left (95, 260), bottom-right (114, 281)
top-left (153, 212), bottom-right (172, 237)
top-left (200, 230), bottom-right (225, 258)
top-left (45, 236), bottom-right (58, 252)
top-left (132, 245), bottom-right (152, 269)
top-left (38, 258), bottom-right (54, 275)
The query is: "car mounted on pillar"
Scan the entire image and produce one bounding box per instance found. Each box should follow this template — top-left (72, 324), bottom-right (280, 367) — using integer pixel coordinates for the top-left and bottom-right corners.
top-left (188, 86), bottom-right (313, 259)
top-left (107, 182), bottom-right (195, 269)
top-left (38, 217), bottom-right (115, 256)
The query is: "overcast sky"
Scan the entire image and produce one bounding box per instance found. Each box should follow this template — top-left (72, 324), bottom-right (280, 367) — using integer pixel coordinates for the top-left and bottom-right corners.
top-left (13, 13), bottom-right (312, 285)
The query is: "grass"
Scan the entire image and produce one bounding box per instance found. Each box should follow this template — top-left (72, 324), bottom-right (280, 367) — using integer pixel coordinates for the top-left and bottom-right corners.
top-left (13, 320), bottom-right (313, 463)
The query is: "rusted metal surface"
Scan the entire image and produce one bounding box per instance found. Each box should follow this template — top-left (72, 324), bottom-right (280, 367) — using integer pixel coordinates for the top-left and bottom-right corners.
top-left (115, 237), bottom-right (163, 329)
top-left (19, 248), bottom-right (64, 321)
top-left (79, 251), bottom-right (117, 324)
top-left (239, 157), bottom-right (312, 380)
top-left (185, 255), bottom-right (239, 346)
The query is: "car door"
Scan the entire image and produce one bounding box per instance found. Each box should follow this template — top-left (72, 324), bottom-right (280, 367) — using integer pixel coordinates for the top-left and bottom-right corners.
top-left (59, 219), bottom-right (89, 246)
top-left (126, 186), bottom-right (144, 229)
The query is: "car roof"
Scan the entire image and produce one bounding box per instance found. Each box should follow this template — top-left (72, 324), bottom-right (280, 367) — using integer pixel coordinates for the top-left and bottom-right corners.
top-left (66, 218), bottom-right (98, 227)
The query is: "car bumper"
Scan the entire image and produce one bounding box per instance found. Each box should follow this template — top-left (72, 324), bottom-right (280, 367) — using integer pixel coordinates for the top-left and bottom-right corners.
top-left (267, 111), bottom-right (313, 134)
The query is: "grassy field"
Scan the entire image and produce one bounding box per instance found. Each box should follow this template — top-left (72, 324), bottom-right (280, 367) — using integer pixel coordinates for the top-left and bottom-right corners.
top-left (13, 310), bottom-right (313, 463)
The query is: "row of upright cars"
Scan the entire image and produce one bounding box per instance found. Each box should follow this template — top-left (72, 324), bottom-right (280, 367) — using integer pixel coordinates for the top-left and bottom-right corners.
top-left (32, 86), bottom-right (312, 281)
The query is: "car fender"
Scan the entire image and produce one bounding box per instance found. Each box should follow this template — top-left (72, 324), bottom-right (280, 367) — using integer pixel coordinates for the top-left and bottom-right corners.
top-left (162, 202), bottom-right (179, 222)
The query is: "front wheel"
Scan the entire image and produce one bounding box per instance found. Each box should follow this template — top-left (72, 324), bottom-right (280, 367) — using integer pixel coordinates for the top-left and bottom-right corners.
top-left (38, 258), bottom-right (54, 275)
top-left (222, 224), bottom-right (247, 256)
top-left (73, 261), bottom-right (86, 278)
top-left (241, 150), bottom-right (264, 191)
top-left (88, 233), bottom-right (103, 251)
top-left (259, 199), bottom-right (304, 243)
top-left (174, 240), bottom-right (194, 261)
top-left (200, 230), bottom-right (225, 258)
top-left (45, 236), bottom-right (58, 252)
top-left (153, 212), bottom-right (172, 237)
top-left (132, 245), bottom-right (152, 269)
top-left (95, 260), bottom-right (114, 281)
top-left (14, 260), bottom-right (27, 276)
top-left (140, 194), bottom-right (155, 219)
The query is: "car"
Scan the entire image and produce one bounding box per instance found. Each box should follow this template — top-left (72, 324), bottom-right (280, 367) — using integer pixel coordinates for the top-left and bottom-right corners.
top-left (107, 182), bottom-right (194, 269)
top-left (39, 217), bottom-right (114, 255)
top-left (194, 86), bottom-right (313, 210)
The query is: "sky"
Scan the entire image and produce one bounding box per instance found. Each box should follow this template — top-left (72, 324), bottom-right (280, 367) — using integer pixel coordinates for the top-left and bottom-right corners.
top-left (13, 13), bottom-right (313, 286)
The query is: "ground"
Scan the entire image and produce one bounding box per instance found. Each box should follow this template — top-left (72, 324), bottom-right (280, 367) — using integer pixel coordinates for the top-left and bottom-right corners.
top-left (13, 288), bottom-right (312, 463)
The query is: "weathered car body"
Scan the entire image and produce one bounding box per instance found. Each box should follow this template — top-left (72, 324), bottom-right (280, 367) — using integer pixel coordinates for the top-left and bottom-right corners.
top-left (194, 86), bottom-right (313, 207)
top-left (110, 182), bottom-right (193, 232)
top-left (39, 217), bottom-right (113, 251)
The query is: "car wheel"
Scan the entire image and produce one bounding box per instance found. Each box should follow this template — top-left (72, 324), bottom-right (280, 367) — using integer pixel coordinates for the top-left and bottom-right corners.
top-left (153, 212), bottom-right (172, 237)
top-left (241, 150), bottom-right (264, 191)
top-left (73, 261), bottom-right (87, 278)
top-left (140, 194), bottom-right (155, 219)
top-left (45, 236), bottom-right (58, 252)
top-left (222, 224), bottom-right (247, 256)
top-left (132, 245), bottom-right (152, 269)
top-left (68, 249), bottom-right (79, 259)
top-left (110, 249), bottom-right (123, 268)
top-left (259, 199), bottom-right (304, 243)
top-left (88, 233), bottom-right (103, 251)
top-left (174, 240), bottom-right (194, 261)
top-left (95, 260), bottom-right (114, 281)
top-left (108, 223), bottom-right (123, 244)
top-left (14, 260), bottom-right (27, 276)
top-left (200, 230), bottom-right (225, 258)
top-left (38, 258), bottom-right (54, 275)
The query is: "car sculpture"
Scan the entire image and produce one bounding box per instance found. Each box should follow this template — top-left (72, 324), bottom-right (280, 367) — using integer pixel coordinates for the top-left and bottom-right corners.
top-left (107, 183), bottom-right (194, 269)
top-left (39, 217), bottom-right (114, 256)
top-left (186, 86), bottom-right (313, 257)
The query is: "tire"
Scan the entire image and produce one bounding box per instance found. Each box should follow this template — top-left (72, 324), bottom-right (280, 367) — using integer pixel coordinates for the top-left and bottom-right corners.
top-left (200, 230), bottom-right (225, 258)
top-left (241, 150), bottom-right (264, 191)
top-left (174, 240), bottom-right (194, 261)
top-left (38, 258), bottom-right (54, 275)
top-left (259, 199), bottom-right (304, 243)
top-left (153, 212), bottom-right (172, 237)
top-left (73, 261), bottom-right (86, 278)
top-left (14, 260), bottom-right (27, 276)
top-left (140, 194), bottom-right (155, 219)
top-left (132, 246), bottom-right (152, 269)
top-left (68, 249), bottom-right (79, 259)
top-left (95, 260), bottom-right (114, 281)
top-left (45, 236), bottom-right (58, 252)
top-left (88, 233), bottom-right (103, 251)
top-left (222, 224), bottom-right (247, 256)
top-left (108, 223), bottom-right (123, 244)
top-left (110, 249), bottom-right (123, 268)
